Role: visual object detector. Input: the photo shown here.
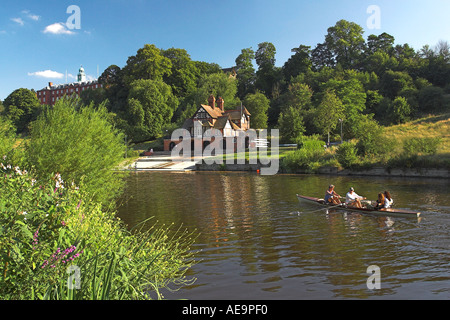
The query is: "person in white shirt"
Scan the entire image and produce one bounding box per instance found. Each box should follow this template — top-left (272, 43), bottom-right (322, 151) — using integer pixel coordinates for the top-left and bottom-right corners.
top-left (345, 187), bottom-right (366, 208)
top-left (384, 191), bottom-right (394, 208)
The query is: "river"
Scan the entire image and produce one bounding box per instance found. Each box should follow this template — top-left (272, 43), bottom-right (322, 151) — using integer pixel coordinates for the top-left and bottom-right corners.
top-left (116, 171), bottom-right (450, 300)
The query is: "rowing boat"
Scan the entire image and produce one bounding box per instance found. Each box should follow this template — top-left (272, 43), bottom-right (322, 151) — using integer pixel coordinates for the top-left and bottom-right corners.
top-left (296, 194), bottom-right (421, 218)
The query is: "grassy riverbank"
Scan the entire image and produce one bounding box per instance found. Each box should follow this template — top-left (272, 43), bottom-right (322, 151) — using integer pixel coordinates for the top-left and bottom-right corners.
top-left (280, 113), bottom-right (450, 173)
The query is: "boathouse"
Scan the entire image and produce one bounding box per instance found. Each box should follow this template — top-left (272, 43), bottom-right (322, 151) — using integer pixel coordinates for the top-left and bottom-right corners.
top-left (164, 95), bottom-right (251, 152)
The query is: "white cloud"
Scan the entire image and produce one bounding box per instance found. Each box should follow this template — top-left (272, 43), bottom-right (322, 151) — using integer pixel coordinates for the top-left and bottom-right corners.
top-left (43, 22), bottom-right (75, 35)
top-left (28, 70), bottom-right (64, 79)
top-left (11, 18), bottom-right (24, 26)
top-left (22, 10), bottom-right (40, 21)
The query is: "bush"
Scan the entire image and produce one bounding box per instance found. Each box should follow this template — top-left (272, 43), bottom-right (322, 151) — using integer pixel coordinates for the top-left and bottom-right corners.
top-left (403, 137), bottom-right (441, 155)
top-left (336, 141), bottom-right (359, 168)
top-left (0, 162), bottom-right (196, 300)
top-left (281, 136), bottom-right (326, 172)
top-left (26, 97), bottom-right (126, 205)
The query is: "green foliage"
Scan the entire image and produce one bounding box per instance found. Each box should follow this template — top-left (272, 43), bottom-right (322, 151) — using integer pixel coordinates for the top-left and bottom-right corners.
top-left (122, 44), bottom-right (172, 85)
top-left (243, 91), bottom-right (269, 129)
top-left (3, 88), bottom-right (42, 134)
top-left (281, 136), bottom-right (326, 172)
top-left (314, 90), bottom-right (344, 141)
top-left (277, 106), bottom-right (305, 144)
top-left (127, 79), bottom-right (179, 140)
top-left (336, 141), bottom-right (359, 168)
top-left (26, 97), bottom-right (126, 205)
top-left (0, 163), bottom-right (196, 300)
top-left (403, 137), bottom-right (441, 155)
top-left (390, 96), bottom-right (411, 124)
top-left (354, 115), bottom-right (393, 157)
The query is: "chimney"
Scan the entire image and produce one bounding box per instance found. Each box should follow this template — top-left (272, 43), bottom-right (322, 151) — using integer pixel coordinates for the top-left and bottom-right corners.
top-left (208, 95), bottom-right (216, 108)
top-left (217, 97), bottom-right (224, 112)
top-left (48, 82), bottom-right (53, 87)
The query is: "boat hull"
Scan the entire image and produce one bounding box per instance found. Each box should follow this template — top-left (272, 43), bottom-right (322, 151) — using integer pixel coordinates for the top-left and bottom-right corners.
top-left (296, 194), bottom-right (421, 218)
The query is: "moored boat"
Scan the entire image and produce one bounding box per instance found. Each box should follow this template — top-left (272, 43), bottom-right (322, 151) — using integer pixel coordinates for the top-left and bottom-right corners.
top-left (296, 194), bottom-right (421, 218)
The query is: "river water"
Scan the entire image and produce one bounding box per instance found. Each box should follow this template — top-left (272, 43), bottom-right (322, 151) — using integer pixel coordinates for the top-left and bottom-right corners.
top-left (116, 171), bottom-right (450, 300)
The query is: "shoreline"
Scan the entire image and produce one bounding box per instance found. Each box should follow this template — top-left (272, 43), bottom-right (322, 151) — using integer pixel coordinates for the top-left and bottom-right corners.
top-left (123, 156), bottom-right (449, 179)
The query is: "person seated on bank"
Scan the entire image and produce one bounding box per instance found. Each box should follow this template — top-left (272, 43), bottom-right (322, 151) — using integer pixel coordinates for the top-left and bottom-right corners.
top-left (345, 187), bottom-right (366, 208)
top-left (384, 191), bottom-right (394, 208)
top-left (374, 192), bottom-right (386, 210)
top-left (324, 185), bottom-right (341, 205)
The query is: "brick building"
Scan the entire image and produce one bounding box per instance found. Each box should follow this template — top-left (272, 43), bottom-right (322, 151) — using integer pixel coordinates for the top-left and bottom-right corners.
top-left (164, 95), bottom-right (251, 152)
top-left (36, 66), bottom-right (102, 105)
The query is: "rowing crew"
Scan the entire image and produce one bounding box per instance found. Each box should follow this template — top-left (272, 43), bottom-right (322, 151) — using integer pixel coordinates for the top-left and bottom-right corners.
top-left (325, 185), bottom-right (394, 210)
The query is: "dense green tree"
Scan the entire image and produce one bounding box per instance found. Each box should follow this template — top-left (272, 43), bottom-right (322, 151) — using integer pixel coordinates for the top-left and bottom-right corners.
top-left (255, 42), bottom-right (281, 98)
top-left (277, 106), bottom-right (305, 144)
top-left (243, 91), bottom-right (269, 129)
top-left (3, 88), bottom-right (42, 134)
top-left (321, 77), bottom-right (366, 136)
top-left (191, 72), bottom-right (240, 109)
top-left (162, 48), bottom-right (199, 98)
top-left (26, 97), bottom-right (126, 205)
top-left (235, 47), bottom-right (256, 99)
top-left (380, 70), bottom-right (414, 99)
top-left (282, 45), bottom-right (312, 81)
top-left (311, 42), bottom-right (335, 70)
top-left (390, 96), bottom-right (411, 124)
top-left (122, 44), bottom-right (172, 85)
top-left (314, 90), bottom-right (345, 144)
top-left (418, 86), bottom-right (447, 113)
top-left (366, 32), bottom-right (395, 55)
top-left (127, 79), bottom-right (179, 141)
top-left (324, 19), bottom-right (366, 69)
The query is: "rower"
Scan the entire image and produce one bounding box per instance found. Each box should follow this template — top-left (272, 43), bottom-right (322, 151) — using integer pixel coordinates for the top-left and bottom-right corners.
top-left (324, 185), bottom-right (341, 205)
top-left (345, 187), bottom-right (366, 208)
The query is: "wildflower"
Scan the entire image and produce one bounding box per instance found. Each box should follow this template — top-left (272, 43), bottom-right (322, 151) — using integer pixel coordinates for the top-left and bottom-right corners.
top-left (61, 221), bottom-right (66, 226)
top-left (40, 245), bottom-right (82, 268)
top-left (33, 229), bottom-right (39, 250)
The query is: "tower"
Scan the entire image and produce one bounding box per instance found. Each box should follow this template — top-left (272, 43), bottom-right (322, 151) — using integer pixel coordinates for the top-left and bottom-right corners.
top-left (77, 65), bottom-right (86, 83)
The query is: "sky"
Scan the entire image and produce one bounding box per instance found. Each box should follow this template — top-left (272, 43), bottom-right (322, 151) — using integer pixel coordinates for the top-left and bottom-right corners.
top-left (1, 0), bottom-right (449, 100)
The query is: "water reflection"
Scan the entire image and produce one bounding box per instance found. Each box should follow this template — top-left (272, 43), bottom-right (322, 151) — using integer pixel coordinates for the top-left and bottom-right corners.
top-left (117, 172), bottom-right (450, 300)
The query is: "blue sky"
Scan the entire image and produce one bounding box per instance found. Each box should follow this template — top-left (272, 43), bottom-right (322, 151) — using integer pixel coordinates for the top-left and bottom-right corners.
top-left (1, 0), bottom-right (449, 100)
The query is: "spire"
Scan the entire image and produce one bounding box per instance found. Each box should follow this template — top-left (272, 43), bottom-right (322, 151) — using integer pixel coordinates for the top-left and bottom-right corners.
top-left (77, 65), bottom-right (86, 83)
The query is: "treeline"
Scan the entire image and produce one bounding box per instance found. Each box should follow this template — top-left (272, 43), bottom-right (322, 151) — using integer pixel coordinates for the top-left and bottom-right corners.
top-left (1, 19), bottom-right (449, 145)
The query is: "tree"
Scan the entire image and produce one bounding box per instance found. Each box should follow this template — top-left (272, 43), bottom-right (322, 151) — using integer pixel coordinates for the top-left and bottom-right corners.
top-left (380, 70), bottom-right (414, 99)
top-left (126, 79), bottom-right (179, 141)
top-left (191, 72), bottom-right (240, 109)
top-left (321, 77), bottom-right (366, 136)
top-left (255, 42), bottom-right (281, 98)
top-left (162, 48), bottom-right (199, 98)
top-left (243, 91), bottom-right (269, 129)
top-left (324, 20), bottom-right (366, 69)
top-left (26, 97), bottom-right (126, 205)
top-left (390, 96), bottom-right (411, 124)
top-left (235, 48), bottom-right (256, 99)
top-left (282, 45), bottom-right (312, 81)
top-left (122, 44), bottom-right (172, 86)
top-left (366, 32), bottom-right (395, 55)
top-left (314, 90), bottom-right (345, 144)
top-left (3, 88), bottom-right (42, 134)
top-left (277, 106), bottom-right (305, 144)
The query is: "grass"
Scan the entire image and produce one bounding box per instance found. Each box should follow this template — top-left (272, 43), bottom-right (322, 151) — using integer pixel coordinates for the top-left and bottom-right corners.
top-left (383, 113), bottom-right (450, 155)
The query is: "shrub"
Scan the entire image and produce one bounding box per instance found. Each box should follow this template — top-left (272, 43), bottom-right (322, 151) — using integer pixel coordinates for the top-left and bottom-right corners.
top-left (0, 162), bottom-right (196, 300)
top-left (26, 97), bottom-right (126, 205)
top-left (281, 136), bottom-right (326, 172)
top-left (403, 137), bottom-right (441, 155)
top-left (336, 141), bottom-right (359, 168)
